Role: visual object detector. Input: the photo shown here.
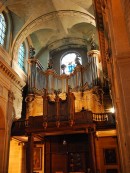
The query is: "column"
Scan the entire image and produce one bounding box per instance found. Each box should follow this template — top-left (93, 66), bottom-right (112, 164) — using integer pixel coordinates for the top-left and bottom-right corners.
top-left (4, 90), bottom-right (15, 173)
top-left (88, 132), bottom-right (97, 173)
top-left (26, 134), bottom-right (34, 173)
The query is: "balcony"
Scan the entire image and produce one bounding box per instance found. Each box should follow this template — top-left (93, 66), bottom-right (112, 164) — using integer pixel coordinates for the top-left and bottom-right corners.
top-left (11, 111), bottom-right (116, 136)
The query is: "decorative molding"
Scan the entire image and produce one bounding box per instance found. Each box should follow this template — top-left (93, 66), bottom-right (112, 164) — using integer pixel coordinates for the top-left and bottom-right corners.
top-left (0, 46), bottom-right (11, 65)
top-left (96, 129), bottom-right (117, 137)
top-left (87, 50), bottom-right (100, 57)
top-left (0, 57), bottom-right (25, 89)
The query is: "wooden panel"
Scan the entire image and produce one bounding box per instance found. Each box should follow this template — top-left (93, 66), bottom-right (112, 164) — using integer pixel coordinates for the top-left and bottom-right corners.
top-left (52, 154), bottom-right (67, 173)
top-left (68, 152), bottom-right (87, 172)
top-left (106, 169), bottom-right (118, 173)
top-left (47, 102), bottom-right (57, 121)
top-left (95, 137), bottom-right (120, 173)
top-left (74, 111), bottom-right (93, 123)
top-left (59, 100), bottom-right (69, 121)
top-left (44, 134), bottom-right (91, 173)
top-left (44, 138), bottom-right (51, 173)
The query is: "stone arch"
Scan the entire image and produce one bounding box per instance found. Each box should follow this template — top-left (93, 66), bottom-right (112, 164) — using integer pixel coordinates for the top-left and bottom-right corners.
top-left (11, 10), bottom-right (96, 61)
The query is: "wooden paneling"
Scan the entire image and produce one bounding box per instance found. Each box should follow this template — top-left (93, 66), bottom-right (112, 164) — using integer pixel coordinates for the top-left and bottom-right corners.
top-left (52, 154), bottom-right (67, 173)
top-left (95, 137), bottom-right (120, 173)
top-left (44, 134), bottom-right (91, 173)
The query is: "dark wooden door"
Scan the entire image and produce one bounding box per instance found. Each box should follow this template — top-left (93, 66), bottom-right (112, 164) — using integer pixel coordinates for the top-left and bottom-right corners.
top-left (52, 153), bottom-right (67, 173)
top-left (44, 134), bottom-right (90, 173)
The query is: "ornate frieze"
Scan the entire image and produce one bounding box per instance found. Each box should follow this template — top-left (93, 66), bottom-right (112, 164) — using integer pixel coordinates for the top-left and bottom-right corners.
top-left (0, 58), bottom-right (25, 89)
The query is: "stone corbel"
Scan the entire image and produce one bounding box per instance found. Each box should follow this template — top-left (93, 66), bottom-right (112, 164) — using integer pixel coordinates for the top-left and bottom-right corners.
top-left (25, 94), bottom-right (35, 103)
top-left (25, 94), bottom-right (35, 118)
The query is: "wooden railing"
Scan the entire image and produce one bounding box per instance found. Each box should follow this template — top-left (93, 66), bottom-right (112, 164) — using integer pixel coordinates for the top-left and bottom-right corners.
top-left (93, 113), bottom-right (108, 121)
top-left (11, 112), bottom-right (116, 136)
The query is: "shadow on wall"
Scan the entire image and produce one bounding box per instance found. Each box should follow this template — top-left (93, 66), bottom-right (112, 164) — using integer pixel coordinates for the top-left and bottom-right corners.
top-left (21, 84), bottom-right (28, 119)
top-left (0, 106), bottom-right (5, 128)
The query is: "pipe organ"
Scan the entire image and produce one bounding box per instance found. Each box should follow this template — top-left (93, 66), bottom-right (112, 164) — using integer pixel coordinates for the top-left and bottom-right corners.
top-left (28, 50), bottom-right (102, 95)
top-left (26, 50), bottom-right (104, 118)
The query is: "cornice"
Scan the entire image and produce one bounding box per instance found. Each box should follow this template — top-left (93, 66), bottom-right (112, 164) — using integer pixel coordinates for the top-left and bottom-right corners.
top-left (0, 57), bottom-right (26, 89)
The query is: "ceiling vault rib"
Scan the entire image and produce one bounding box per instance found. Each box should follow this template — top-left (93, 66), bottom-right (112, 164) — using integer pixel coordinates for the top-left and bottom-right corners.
top-left (11, 10), bottom-right (96, 59)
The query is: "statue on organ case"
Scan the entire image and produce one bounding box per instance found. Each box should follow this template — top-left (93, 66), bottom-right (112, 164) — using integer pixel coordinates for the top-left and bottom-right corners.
top-left (29, 46), bottom-right (35, 58)
top-left (89, 33), bottom-right (97, 50)
top-left (75, 56), bottom-right (81, 66)
top-left (47, 58), bottom-right (53, 69)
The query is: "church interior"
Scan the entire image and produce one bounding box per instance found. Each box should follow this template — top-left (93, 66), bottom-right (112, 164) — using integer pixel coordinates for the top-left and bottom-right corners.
top-left (0, 0), bottom-right (130, 173)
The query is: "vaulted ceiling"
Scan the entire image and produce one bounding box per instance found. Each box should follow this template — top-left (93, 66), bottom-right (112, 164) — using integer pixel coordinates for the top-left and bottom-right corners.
top-left (1, 0), bottom-right (98, 56)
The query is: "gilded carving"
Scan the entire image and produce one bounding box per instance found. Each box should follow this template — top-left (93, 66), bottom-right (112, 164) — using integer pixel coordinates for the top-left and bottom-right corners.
top-left (73, 89), bottom-right (104, 113)
top-left (25, 94), bottom-right (44, 118)
top-left (25, 94), bottom-right (35, 118)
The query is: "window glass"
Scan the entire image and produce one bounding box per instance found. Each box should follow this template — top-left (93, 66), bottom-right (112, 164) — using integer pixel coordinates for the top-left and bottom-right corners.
top-left (18, 43), bottom-right (25, 71)
top-left (61, 52), bottom-right (82, 74)
top-left (0, 13), bottom-right (6, 46)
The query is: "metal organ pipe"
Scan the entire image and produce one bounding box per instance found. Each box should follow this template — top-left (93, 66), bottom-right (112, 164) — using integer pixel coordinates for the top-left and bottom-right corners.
top-left (27, 50), bottom-right (102, 95)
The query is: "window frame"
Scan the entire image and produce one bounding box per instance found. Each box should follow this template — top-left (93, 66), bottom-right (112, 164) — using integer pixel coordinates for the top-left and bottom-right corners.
top-left (17, 40), bottom-right (29, 73)
top-left (18, 43), bottom-right (26, 71)
top-left (60, 51), bottom-right (82, 75)
top-left (0, 13), bottom-right (7, 46)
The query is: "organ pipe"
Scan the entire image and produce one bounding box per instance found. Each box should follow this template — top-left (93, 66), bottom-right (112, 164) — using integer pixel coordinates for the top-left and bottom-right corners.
top-left (28, 50), bottom-right (102, 95)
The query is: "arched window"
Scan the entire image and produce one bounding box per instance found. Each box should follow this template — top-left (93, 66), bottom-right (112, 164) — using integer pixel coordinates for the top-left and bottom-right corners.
top-left (0, 13), bottom-right (6, 46)
top-left (18, 43), bottom-right (25, 71)
top-left (61, 52), bottom-right (82, 74)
